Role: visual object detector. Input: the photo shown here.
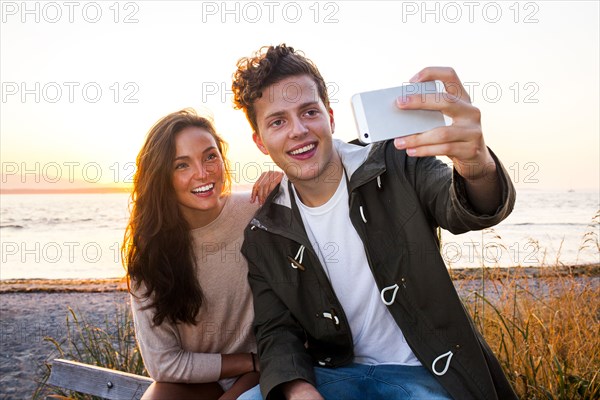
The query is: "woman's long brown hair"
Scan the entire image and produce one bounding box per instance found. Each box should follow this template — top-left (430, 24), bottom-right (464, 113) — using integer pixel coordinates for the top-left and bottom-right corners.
top-left (123, 108), bottom-right (231, 325)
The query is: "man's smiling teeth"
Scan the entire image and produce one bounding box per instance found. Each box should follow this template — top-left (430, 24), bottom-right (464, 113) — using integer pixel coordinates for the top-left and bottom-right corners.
top-left (289, 143), bottom-right (315, 156)
top-left (191, 183), bottom-right (214, 194)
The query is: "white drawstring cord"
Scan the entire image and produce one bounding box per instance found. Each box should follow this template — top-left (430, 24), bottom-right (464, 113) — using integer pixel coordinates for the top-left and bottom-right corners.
top-left (295, 245), bottom-right (305, 263)
top-left (432, 351), bottom-right (453, 376)
top-left (380, 284), bottom-right (399, 305)
top-left (290, 245), bottom-right (305, 269)
top-left (359, 206), bottom-right (367, 223)
top-left (376, 175), bottom-right (382, 189)
top-left (322, 312), bottom-right (340, 325)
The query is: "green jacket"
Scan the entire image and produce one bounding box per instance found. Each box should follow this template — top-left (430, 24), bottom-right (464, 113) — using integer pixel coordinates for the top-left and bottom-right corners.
top-left (242, 139), bottom-right (517, 399)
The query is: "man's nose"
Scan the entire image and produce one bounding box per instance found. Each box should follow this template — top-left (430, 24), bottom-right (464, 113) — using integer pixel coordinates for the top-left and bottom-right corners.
top-left (289, 116), bottom-right (309, 139)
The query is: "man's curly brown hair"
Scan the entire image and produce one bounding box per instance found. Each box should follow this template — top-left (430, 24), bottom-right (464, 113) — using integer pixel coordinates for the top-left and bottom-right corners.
top-left (232, 44), bottom-right (330, 134)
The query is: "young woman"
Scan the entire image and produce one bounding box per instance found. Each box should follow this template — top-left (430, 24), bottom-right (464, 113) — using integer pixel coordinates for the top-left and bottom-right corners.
top-left (123, 108), bottom-right (279, 399)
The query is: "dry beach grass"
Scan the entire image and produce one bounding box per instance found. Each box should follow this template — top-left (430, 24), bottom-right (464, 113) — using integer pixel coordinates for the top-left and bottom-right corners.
top-left (453, 265), bottom-right (600, 398)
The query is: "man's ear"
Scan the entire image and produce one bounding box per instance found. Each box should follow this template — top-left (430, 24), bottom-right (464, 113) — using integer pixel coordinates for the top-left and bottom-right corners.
top-left (328, 108), bottom-right (336, 134)
top-left (252, 132), bottom-right (269, 155)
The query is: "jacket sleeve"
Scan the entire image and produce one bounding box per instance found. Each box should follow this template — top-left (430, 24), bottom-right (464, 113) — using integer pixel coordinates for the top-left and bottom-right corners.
top-left (404, 146), bottom-right (516, 234)
top-left (129, 288), bottom-right (222, 383)
top-left (246, 257), bottom-right (316, 399)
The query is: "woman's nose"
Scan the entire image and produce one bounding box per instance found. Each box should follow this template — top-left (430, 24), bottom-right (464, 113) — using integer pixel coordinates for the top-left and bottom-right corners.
top-left (192, 163), bottom-right (209, 180)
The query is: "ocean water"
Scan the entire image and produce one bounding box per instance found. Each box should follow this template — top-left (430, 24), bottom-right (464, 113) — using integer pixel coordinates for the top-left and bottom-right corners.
top-left (441, 189), bottom-right (599, 269)
top-left (1, 193), bottom-right (131, 280)
top-left (0, 190), bottom-right (598, 280)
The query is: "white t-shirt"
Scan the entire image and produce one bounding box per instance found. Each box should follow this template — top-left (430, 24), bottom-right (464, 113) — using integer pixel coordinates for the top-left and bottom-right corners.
top-left (293, 175), bottom-right (420, 365)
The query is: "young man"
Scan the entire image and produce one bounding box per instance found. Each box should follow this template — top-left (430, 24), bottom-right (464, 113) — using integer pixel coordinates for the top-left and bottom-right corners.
top-left (232, 44), bottom-right (517, 400)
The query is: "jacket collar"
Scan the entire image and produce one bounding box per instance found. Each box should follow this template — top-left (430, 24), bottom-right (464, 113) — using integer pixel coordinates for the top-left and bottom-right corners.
top-left (343, 139), bottom-right (387, 191)
top-left (251, 138), bottom-right (388, 231)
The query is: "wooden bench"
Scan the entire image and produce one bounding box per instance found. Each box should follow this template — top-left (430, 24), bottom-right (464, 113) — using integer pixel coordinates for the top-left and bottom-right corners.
top-left (46, 358), bottom-right (153, 400)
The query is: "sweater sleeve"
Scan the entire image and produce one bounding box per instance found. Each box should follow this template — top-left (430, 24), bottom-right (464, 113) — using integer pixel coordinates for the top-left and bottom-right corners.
top-left (130, 290), bottom-right (222, 383)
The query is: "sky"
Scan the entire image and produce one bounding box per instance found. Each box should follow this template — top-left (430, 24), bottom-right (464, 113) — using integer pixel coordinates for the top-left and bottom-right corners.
top-left (1, 0), bottom-right (599, 192)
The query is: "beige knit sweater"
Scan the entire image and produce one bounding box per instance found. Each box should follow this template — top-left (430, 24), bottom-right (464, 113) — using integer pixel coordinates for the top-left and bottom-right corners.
top-left (131, 192), bottom-right (259, 386)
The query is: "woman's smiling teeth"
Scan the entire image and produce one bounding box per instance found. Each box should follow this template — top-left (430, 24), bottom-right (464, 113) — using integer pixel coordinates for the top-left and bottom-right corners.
top-left (289, 143), bottom-right (315, 156)
top-left (191, 183), bottom-right (214, 194)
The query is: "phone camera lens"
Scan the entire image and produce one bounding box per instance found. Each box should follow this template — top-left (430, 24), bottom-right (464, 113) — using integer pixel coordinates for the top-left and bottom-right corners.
top-left (363, 133), bottom-right (369, 138)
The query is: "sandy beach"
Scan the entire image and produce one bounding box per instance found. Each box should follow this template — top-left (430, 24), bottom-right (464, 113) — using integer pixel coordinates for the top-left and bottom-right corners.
top-left (1, 279), bottom-right (130, 399)
top-left (1, 266), bottom-right (598, 399)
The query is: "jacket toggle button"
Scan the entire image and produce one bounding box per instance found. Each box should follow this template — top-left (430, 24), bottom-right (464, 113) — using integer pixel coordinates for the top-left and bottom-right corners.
top-left (287, 256), bottom-right (305, 271)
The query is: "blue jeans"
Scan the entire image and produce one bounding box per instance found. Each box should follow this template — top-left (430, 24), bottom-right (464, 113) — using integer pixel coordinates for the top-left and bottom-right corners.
top-left (315, 363), bottom-right (452, 399)
top-left (237, 383), bottom-right (261, 400)
top-left (237, 363), bottom-right (452, 399)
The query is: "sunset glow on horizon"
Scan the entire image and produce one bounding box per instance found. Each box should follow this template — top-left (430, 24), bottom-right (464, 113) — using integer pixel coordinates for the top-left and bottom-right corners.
top-left (1, 1), bottom-right (598, 192)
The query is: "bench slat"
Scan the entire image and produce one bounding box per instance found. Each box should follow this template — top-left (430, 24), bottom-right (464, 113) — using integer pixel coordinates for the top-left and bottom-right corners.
top-left (47, 359), bottom-right (153, 400)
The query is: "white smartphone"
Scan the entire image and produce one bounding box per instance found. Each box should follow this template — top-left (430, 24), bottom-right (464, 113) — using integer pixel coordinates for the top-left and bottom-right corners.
top-left (351, 80), bottom-right (447, 144)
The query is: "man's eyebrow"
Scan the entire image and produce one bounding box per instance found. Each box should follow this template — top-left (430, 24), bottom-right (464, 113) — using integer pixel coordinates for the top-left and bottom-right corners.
top-left (263, 101), bottom-right (320, 120)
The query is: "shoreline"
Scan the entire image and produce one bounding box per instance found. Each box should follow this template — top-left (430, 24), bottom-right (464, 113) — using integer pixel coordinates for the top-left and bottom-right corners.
top-left (0, 277), bottom-right (128, 293)
top-left (1, 263), bottom-right (598, 293)
top-left (448, 262), bottom-right (599, 280)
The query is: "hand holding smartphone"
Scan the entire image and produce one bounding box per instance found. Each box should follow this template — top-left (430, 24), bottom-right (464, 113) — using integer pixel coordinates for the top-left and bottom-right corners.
top-left (351, 81), bottom-right (447, 144)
